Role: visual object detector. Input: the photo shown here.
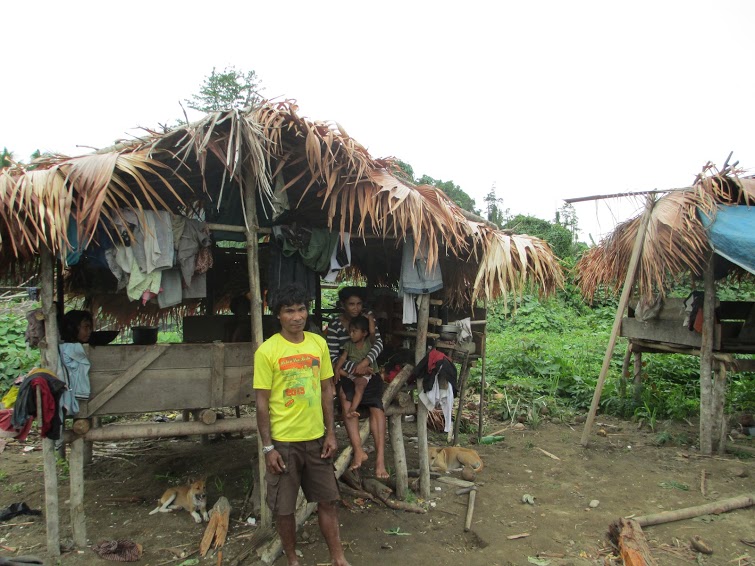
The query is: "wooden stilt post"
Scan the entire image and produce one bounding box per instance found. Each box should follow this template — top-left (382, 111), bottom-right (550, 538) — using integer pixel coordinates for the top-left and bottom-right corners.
top-left (478, 299), bottom-right (487, 442)
top-left (452, 353), bottom-right (471, 445)
top-left (712, 361), bottom-right (728, 454)
top-left (69, 436), bottom-right (86, 547)
top-left (37, 389), bottom-right (60, 558)
top-left (415, 293), bottom-right (431, 499)
top-left (389, 415), bottom-right (408, 499)
top-left (699, 255), bottom-right (716, 456)
top-left (581, 195), bottom-right (654, 447)
top-left (242, 173), bottom-right (269, 528)
top-left (39, 247), bottom-right (61, 557)
top-left (632, 350), bottom-right (643, 405)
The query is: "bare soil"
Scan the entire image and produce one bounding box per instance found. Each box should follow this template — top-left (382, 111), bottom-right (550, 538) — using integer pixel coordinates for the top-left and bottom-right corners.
top-left (1, 415), bottom-right (753, 566)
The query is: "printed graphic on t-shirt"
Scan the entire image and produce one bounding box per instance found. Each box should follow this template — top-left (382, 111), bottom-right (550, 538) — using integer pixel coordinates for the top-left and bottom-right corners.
top-left (278, 354), bottom-right (320, 408)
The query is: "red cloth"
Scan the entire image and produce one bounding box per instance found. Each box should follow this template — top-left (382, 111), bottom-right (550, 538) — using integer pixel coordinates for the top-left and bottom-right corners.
top-left (30, 377), bottom-right (57, 438)
top-left (428, 349), bottom-right (450, 372)
top-left (0, 408), bottom-right (33, 440)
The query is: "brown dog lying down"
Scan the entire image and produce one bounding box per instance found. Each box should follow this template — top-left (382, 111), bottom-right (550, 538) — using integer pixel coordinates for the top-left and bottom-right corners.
top-left (429, 446), bottom-right (484, 479)
top-left (149, 479), bottom-right (209, 523)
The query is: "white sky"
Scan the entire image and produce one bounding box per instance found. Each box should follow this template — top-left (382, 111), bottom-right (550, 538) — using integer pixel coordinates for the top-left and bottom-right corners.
top-left (3, 0), bottom-right (754, 243)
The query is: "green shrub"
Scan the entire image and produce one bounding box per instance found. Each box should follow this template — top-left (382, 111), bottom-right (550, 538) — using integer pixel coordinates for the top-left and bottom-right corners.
top-left (0, 311), bottom-right (40, 395)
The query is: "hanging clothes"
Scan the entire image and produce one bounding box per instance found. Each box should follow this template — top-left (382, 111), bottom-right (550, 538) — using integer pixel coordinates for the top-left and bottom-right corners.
top-left (411, 350), bottom-right (458, 433)
top-left (323, 233), bottom-right (351, 282)
top-left (268, 235), bottom-right (318, 301)
top-left (402, 293), bottom-right (418, 324)
top-left (11, 370), bottom-right (67, 440)
top-left (399, 234), bottom-right (443, 295)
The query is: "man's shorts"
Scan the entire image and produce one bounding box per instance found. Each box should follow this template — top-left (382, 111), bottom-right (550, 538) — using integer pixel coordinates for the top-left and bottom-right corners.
top-left (265, 436), bottom-right (340, 515)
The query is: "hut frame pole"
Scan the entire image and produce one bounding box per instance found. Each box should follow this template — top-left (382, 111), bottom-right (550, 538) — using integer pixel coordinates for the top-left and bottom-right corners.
top-left (415, 293), bottom-right (431, 499)
top-left (242, 178), bottom-right (270, 529)
top-left (478, 299), bottom-right (488, 441)
top-left (699, 255), bottom-right (716, 455)
top-left (37, 388), bottom-right (60, 558)
top-left (69, 437), bottom-right (86, 547)
top-left (581, 195), bottom-right (654, 446)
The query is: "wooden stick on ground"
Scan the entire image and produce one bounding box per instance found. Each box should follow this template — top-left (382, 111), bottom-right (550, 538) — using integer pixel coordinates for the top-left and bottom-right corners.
top-left (464, 490), bottom-right (476, 532)
top-left (634, 494), bottom-right (754, 527)
top-left (200, 497), bottom-right (231, 557)
top-left (608, 518), bottom-right (658, 566)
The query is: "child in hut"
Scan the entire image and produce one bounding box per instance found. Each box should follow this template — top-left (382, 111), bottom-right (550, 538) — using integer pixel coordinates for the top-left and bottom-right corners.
top-left (334, 315), bottom-right (377, 419)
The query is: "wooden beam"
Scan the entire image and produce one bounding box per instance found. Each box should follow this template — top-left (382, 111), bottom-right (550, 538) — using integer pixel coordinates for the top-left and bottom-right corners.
top-left (415, 294), bottom-right (431, 499)
top-left (478, 299), bottom-right (487, 442)
top-left (210, 342), bottom-right (225, 407)
top-left (39, 248), bottom-right (60, 373)
top-left (581, 195), bottom-right (654, 447)
top-left (699, 255), bottom-right (715, 456)
top-left (69, 437), bottom-right (86, 547)
top-left (63, 416), bottom-right (257, 442)
top-left (38, 388), bottom-right (60, 558)
top-left (634, 494), bottom-right (754, 527)
top-left (84, 346), bottom-right (166, 415)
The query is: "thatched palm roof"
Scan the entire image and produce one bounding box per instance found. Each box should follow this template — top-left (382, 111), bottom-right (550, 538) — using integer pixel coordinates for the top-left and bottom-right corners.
top-left (0, 101), bottom-right (562, 308)
top-left (576, 163), bottom-right (755, 302)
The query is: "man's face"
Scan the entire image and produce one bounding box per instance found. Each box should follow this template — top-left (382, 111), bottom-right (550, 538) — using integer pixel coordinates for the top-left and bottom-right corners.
top-left (277, 303), bottom-right (308, 336)
top-left (344, 296), bottom-right (363, 319)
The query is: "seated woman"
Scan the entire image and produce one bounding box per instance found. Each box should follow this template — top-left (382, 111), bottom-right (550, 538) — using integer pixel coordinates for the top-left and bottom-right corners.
top-left (326, 287), bottom-right (388, 479)
top-left (57, 310), bottom-right (94, 416)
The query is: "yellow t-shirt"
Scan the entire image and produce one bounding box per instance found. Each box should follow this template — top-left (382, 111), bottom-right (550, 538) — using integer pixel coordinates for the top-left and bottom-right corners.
top-left (253, 332), bottom-right (334, 442)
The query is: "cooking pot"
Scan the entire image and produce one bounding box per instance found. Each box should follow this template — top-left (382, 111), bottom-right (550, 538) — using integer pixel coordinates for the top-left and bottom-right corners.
top-left (132, 326), bottom-right (159, 345)
top-left (438, 324), bottom-right (459, 341)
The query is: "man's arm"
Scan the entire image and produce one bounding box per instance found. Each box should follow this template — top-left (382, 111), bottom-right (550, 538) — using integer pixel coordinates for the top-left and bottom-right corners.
top-left (255, 388), bottom-right (285, 474)
top-left (320, 377), bottom-right (337, 458)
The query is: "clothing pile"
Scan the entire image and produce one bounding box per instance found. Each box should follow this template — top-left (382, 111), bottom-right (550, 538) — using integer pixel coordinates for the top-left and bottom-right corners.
top-left (410, 350), bottom-right (457, 433)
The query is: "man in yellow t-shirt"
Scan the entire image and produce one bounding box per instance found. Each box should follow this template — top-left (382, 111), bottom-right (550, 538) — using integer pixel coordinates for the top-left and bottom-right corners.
top-left (254, 283), bottom-right (350, 566)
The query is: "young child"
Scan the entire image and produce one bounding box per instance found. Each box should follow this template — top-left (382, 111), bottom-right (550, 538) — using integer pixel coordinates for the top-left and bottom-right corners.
top-left (334, 315), bottom-right (377, 418)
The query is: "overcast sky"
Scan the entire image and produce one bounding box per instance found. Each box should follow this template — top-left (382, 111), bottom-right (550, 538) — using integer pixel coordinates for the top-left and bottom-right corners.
top-left (3, 0), bottom-right (754, 242)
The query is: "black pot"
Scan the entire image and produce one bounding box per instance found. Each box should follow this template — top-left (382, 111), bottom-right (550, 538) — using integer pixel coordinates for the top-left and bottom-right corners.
top-left (132, 326), bottom-right (158, 345)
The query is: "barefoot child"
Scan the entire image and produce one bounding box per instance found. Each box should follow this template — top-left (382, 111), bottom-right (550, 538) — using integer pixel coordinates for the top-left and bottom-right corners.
top-left (334, 315), bottom-right (377, 418)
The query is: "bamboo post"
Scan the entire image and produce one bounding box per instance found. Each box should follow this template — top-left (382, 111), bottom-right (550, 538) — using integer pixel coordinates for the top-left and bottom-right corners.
top-left (619, 342), bottom-right (631, 398)
top-left (39, 248), bottom-right (60, 373)
top-left (389, 415), bottom-right (408, 499)
top-left (69, 436), bottom-right (86, 547)
top-left (452, 353), bottom-right (471, 445)
top-left (713, 361), bottom-right (728, 454)
top-left (632, 351), bottom-right (643, 405)
top-left (581, 195), bottom-right (654, 447)
top-left (242, 176), bottom-right (269, 529)
top-left (699, 255), bottom-right (715, 456)
top-left (37, 388), bottom-right (60, 558)
top-left (415, 294), bottom-right (431, 499)
top-left (478, 299), bottom-right (487, 441)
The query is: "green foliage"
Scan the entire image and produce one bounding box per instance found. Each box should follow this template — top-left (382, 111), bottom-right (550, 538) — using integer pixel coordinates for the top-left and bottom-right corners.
top-left (416, 174), bottom-right (477, 213)
top-left (186, 66), bottom-right (263, 113)
top-left (1, 147), bottom-right (14, 168)
top-left (503, 214), bottom-right (576, 260)
top-left (483, 184), bottom-right (506, 228)
top-left (0, 311), bottom-right (40, 395)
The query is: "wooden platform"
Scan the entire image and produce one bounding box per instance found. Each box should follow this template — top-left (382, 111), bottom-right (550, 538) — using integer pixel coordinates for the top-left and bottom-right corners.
top-left (77, 342), bottom-right (254, 417)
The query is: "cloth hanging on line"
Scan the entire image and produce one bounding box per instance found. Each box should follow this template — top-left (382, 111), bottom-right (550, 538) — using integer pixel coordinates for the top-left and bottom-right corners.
top-left (323, 233), bottom-right (351, 282)
top-left (399, 234), bottom-right (443, 295)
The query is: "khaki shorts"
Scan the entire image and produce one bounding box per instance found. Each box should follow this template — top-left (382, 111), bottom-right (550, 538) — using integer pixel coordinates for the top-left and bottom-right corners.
top-left (265, 437), bottom-right (340, 515)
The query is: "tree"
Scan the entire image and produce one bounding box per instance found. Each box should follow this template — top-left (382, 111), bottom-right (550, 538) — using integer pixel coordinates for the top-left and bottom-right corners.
top-left (1, 147), bottom-right (14, 168)
top-left (503, 214), bottom-right (574, 259)
top-left (185, 66), bottom-right (263, 113)
top-left (483, 184), bottom-right (506, 228)
top-left (416, 174), bottom-right (477, 213)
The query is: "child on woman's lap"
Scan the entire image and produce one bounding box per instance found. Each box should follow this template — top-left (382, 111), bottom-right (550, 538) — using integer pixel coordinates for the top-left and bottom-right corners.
top-left (335, 315), bottom-right (377, 418)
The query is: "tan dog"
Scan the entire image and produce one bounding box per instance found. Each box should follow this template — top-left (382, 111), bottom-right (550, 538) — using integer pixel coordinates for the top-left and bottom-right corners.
top-left (429, 446), bottom-right (484, 477)
top-left (149, 479), bottom-right (209, 523)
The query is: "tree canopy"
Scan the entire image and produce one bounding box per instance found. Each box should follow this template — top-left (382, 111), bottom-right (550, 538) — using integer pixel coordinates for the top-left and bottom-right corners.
top-left (186, 66), bottom-right (263, 113)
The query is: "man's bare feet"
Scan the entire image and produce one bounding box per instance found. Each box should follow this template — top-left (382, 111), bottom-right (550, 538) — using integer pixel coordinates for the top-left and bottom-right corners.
top-left (376, 467), bottom-right (390, 480)
top-left (349, 449), bottom-right (369, 471)
top-left (332, 559), bottom-right (351, 566)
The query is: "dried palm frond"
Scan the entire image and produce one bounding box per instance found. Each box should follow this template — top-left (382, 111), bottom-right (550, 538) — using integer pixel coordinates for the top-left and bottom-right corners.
top-left (574, 163), bottom-right (752, 302)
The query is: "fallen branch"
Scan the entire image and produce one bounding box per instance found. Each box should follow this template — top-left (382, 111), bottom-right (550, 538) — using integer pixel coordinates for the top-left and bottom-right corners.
top-left (634, 494), bottom-right (754, 527)
top-left (608, 518), bottom-right (658, 566)
top-left (363, 478), bottom-right (426, 514)
top-left (506, 533), bottom-right (530, 540)
top-left (700, 469), bottom-right (707, 497)
top-left (536, 447), bottom-right (561, 461)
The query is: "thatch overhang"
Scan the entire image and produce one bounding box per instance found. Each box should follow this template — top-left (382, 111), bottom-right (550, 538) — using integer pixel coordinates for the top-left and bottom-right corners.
top-left (0, 101), bottom-right (563, 311)
top-left (576, 164), bottom-right (755, 303)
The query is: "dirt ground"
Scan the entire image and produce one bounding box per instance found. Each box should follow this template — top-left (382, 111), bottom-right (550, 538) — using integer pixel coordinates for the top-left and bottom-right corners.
top-left (0, 414), bottom-right (753, 566)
